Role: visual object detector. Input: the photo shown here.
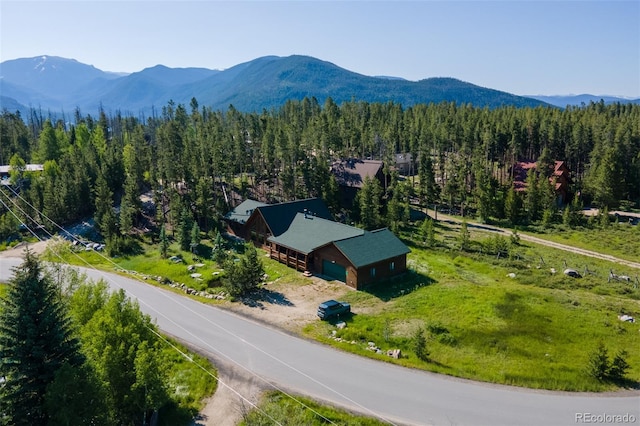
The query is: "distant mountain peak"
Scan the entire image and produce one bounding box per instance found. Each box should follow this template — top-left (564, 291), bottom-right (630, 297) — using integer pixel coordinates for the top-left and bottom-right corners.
top-left (1, 54), bottom-right (550, 115)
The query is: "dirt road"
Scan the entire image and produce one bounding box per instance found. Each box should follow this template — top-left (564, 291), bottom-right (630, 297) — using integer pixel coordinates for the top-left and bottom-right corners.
top-left (432, 211), bottom-right (640, 270)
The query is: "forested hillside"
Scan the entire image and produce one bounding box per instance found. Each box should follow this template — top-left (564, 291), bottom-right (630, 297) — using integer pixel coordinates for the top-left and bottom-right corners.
top-left (0, 98), bottom-right (638, 250)
top-left (0, 55), bottom-right (547, 115)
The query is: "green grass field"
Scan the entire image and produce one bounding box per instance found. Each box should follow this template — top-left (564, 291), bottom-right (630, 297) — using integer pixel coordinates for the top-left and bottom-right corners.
top-left (521, 223), bottom-right (640, 264)
top-left (39, 223), bottom-right (640, 392)
top-left (239, 391), bottom-right (388, 426)
top-left (158, 339), bottom-right (218, 425)
top-left (303, 228), bottom-right (640, 392)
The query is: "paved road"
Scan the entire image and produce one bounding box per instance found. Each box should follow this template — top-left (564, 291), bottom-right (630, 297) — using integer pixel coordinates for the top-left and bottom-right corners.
top-left (1, 257), bottom-right (638, 426)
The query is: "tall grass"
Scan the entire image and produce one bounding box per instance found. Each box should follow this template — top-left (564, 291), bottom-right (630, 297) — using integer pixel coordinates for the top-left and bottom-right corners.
top-left (304, 242), bottom-right (640, 391)
top-left (158, 340), bottom-right (218, 425)
top-left (239, 391), bottom-right (388, 426)
top-left (522, 223), bottom-right (640, 264)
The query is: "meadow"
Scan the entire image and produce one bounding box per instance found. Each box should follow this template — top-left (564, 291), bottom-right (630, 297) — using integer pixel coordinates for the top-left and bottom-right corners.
top-left (239, 391), bottom-right (388, 426)
top-left (302, 221), bottom-right (640, 392)
top-left (520, 222), bottom-right (640, 264)
top-left (39, 220), bottom-right (640, 392)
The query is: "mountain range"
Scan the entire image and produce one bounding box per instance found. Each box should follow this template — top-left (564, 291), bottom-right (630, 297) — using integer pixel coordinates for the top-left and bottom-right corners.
top-left (1, 55), bottom-right (637, 117)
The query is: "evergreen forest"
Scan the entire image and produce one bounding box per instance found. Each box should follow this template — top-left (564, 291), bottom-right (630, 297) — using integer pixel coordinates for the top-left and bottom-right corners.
top-left (0, 98), bottom-right (639, 250)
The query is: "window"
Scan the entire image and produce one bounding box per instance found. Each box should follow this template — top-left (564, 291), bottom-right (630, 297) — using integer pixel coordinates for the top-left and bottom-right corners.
top-left (390, 261), bottom-right (395, 271)
top-left (370, 267), bottom-right (376, 278)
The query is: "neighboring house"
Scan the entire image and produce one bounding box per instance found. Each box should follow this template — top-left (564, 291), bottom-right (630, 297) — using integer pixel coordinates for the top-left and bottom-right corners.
top-left (224, 199), bottom-right (267, 238)
top-left (224, 197), bottom-right (410, 289)
top-left (224, 198), bottom-right (332, 246)
top-left (0, 164), bottom-right (44, 185)
top-left (551, 161), bottom-right (572, 205)
top-left (330, 159), bottom-right (385, 207)
top-left (512, 160), bottom-right (572, 205)
top-left (268, 213), bottom-right (410, 289)
top-left (393, 153), bottom-right (414, 176)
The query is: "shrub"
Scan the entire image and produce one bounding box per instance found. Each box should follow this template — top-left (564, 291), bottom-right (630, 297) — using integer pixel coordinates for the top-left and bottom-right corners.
top-left (412, 327), bottom-right (429, 361)
top-left (223, 244), bottom-right (265, 298)
top-left (609, 350), bottom-right (630, 381)
top-left (587, 342), bottom-right (610, 381)
top-left (586, 342), bottom-right (630, 382)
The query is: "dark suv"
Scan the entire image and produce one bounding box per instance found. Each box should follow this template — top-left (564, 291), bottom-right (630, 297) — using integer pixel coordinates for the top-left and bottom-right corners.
top-left (317, 300), bottom-right (351, 320)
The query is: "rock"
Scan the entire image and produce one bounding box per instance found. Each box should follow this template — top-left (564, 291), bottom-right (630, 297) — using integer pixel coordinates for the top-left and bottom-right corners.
top-left (563, 268), bottom-right (581, 278)
top-left (336, 321), bottom-right (347, 329)
top-left (507, 272), bottom-right (516, 278)
top-left (387, 349), bottom-right (402, 359)
top-left (368, 341), bottom-right (376, 348)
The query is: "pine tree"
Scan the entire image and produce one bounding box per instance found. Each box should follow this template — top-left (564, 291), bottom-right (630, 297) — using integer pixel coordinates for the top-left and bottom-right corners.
top-left (178, 206), bottom-right (193, 251)
top-left (536, 147), bottom-right (554, 179)
top-left (587, 342), bottom-right (610, 381)
top-left (94, 173), bottom-right (117, 239)
top-left (223, 245), bottom-right (265, 297)
top-left (0, 252), bottom-right (85, 425)
top-left (212, 230), bottom-right (227, 265)
top-left (190, 222), bottom-right (200, 254)
top-left (358, 175), bottom-right (383, 230)
top-left (458, 220), bottom-right (471, 251)
top-left (412, 327), bottom-right (429, 361)
top-left (504, 184), bottom-right (521, 225)
top-left (119, 172), bottom-right (140, 235)
top-left (525, 168), bottom-right (541, 222)
top-left (420, 217), bottom-right (436, 247)
top-left (243, 244), bottom-right (265, 290)
top-left (418, 151), bottom-right (439, 207)
top-left (159, 224), bottom-right (169, 259)
top-left (35, 119), bottom-right (61, 163)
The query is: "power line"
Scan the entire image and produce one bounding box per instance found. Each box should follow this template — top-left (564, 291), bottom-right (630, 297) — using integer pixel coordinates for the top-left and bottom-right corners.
top-left (0, 185), bottom-right (383, 425)
top-left (0, 186), bottom-right (283, 425)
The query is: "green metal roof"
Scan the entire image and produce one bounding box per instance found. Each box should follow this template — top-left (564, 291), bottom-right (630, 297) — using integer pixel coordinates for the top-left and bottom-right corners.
top-left (257, 198), bottom-right (332, 237)
top-left (334, 228), bottom-right (411, 268)
top-left (268, 213), bottom-right (364, 254)
top-left (224, 199), bottom-right (267, 224)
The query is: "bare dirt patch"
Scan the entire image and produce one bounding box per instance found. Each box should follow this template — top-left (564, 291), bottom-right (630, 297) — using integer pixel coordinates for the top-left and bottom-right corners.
top-left (224, 276), bottom-right (354, 332)
top-left (193, 275), bottom-right (354, 425)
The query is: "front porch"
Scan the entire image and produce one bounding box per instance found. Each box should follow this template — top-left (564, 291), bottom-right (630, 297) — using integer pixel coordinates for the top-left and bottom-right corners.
top-left (268, 243), bottom-right (311, 272)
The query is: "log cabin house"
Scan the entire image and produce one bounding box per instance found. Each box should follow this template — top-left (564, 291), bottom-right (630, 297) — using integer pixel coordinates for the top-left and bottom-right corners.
top-left (224, 198), bottom-right (410, 289)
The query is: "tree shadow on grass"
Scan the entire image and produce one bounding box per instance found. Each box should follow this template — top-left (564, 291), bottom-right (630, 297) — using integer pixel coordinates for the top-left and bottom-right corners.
top-left (363, 270), bottom-right (436, 302)
top-left (240, 288), bottom-right (294, 309)
top-left (609, 377), bottom-right (640, 390)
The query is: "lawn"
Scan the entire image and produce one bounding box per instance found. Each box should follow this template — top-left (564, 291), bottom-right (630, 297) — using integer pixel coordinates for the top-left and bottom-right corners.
top-left (41, 224), bottom-right (640, 392)
top-left (521, 223), bottom-right (640, 264)
top-left (44, 238), bottom-right (228, 294)
top-left (303, 230), bottom-right (640, 392)
top-left (158, 339), bottom-right (218, 425)
top-left (239, 391), bottom-right (388, 426)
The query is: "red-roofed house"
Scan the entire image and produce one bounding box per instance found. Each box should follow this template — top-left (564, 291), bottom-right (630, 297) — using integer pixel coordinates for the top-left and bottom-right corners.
top-left (512, 160), bottom-right (572, 205)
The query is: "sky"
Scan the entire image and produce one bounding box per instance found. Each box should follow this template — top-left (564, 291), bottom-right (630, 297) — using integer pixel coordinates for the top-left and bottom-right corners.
top-left (1, 0), bottom-right (639, 98)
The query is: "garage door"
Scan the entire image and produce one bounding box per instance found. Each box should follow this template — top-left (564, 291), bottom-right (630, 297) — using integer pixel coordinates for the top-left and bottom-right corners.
top-left (322, 260), bottom-right (346, 282)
